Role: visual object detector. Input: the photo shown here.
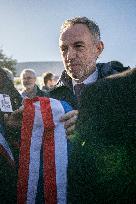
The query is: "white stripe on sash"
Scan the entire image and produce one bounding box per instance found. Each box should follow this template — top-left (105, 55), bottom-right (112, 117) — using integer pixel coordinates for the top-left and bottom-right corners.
top-left (26, 102), bottom-right (44, 204)
top-left (50, 98), bottom-right (68, 204)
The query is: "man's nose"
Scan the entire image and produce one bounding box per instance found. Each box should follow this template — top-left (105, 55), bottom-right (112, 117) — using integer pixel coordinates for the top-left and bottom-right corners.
top-left (66, 47), bottom-right (76, 60)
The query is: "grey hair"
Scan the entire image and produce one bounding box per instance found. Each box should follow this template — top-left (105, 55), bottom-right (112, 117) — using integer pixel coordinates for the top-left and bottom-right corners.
top-left (20, 69), bottom-right (36, 79)
top-left (60, 16), bottom-right (101, 41)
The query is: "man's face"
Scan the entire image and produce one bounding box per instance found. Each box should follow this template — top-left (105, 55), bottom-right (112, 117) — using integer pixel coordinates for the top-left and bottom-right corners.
top-left (47, 78), bottom-right (56, 88)
top-left (22, 72), bottom-right (36, 90)
top-left (59, 24), bottom-right (103, 82)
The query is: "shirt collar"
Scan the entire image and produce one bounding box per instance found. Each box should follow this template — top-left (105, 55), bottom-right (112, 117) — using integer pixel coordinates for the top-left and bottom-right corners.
top-left (72, 68), bottom-right (98, 86)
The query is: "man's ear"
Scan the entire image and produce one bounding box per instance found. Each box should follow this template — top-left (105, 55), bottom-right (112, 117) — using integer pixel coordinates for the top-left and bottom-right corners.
top-left (96, 41), bottom-right (104, 56)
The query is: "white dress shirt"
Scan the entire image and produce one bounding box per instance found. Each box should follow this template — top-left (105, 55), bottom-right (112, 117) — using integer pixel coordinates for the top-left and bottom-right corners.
top-left (73, 68), bottom-right (98, 93)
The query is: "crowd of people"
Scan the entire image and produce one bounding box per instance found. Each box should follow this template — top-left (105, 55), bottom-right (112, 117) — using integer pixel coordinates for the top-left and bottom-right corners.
top-left (0, 16), bottom-right (135, 204)
top-left (19, 69), bottom-right (59, 98)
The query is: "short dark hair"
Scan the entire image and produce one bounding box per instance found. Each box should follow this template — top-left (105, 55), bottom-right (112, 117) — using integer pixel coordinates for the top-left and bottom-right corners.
top-left (60, 16), bottom-right (101, 41)
top-left (43, 72), bottom-right (53, 86)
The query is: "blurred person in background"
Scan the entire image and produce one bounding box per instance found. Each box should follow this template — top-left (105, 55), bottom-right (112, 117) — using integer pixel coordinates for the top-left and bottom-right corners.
top-left (2, 67), bottom-right (14, 82)
top-left (0, 67), bottom-right (22, 114)
top-left (20, 69), bottom-right (45, 99)
top-left (0, 67), bottom-right (22, 203)
top-left (42, 72), bottom-right (59, 92)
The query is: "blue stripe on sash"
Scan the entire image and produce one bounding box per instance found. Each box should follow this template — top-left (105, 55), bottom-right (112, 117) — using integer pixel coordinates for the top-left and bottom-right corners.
top-left (60, 101), bottom-right (73, 113)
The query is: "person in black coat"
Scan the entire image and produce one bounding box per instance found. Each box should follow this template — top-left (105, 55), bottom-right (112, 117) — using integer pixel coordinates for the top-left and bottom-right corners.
top-left (0, 67), bottom-right (22, 204)
top-left (68, 68), bottom-right (136, 203)
top-left (49, 17), bottom-right (130, 136)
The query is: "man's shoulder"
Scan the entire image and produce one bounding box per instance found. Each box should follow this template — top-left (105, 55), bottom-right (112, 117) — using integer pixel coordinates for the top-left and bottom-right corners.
top-left (56, 61), bottom-right (130, 85)
top-left (36, 85), bottom-right (46, 97)
top-left (97, 61), bottom-right (130, 79)
top-left (84, 68), bottom-right (136, 98)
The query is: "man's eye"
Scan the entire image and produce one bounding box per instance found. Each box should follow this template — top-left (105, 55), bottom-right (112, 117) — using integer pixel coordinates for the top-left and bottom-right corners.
top-left (61, 47), bottom-right (67, 52)
top-left (75, 44), bottom-right (84, 49)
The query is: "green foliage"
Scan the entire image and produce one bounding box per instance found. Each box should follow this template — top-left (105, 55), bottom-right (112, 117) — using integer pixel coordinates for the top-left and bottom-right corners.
top-left (0, 49), bottom-right (17, 76)
top-left (14, 78), bottom-right (21, 85)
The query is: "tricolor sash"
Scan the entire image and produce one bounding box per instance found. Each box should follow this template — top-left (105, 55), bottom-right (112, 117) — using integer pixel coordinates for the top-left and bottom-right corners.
top-left (17, 97), bottom-right (72, 204)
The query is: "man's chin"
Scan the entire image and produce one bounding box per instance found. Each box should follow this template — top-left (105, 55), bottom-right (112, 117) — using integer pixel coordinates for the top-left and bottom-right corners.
top-left (71, 74), bottom-right (82, 82)
top-left (25, 86), bottom-right (33, 90)
top-left (65, 69), bottom-right (82, 82)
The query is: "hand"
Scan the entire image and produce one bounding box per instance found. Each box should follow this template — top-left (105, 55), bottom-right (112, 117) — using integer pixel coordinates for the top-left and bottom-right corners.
top-left (60, 110), bottom-right (78, 138)
top-left (4, 106), bottom-right (24, 128)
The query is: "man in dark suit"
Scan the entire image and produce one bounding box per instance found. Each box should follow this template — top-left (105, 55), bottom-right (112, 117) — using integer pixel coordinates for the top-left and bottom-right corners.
top-left (49, 17), bottom-right (129, 136)
top-left (4, 16), bottom-right (131, 203)
top-left (68, 68), bottom-right (136, 203)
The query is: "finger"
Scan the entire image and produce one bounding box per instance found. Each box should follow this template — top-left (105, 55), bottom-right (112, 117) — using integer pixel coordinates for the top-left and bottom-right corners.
top-left (60, 110), bottom-right (78, 122)
top-left (66, 124), bottom-right (75, 138)
top-left (64, 114), bottom-right (78, 129)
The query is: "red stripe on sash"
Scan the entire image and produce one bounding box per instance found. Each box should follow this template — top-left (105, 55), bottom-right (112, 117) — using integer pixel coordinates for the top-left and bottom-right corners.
top-left (17, 99), bottom-right (35, 204)
top-left (40, 98), bottom-right (57, 204)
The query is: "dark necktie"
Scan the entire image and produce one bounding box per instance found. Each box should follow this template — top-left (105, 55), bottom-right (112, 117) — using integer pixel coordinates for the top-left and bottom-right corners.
top-left (74, 83), bottom-right (86, 101)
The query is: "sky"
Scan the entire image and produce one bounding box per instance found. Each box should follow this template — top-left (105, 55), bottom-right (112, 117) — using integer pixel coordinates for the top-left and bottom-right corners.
top-left (0, 0), bottom-right (136, 67)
